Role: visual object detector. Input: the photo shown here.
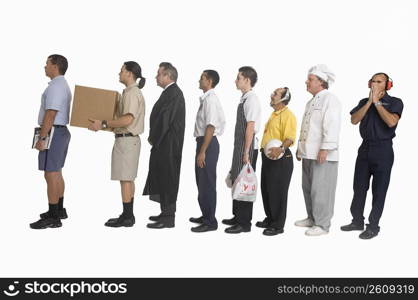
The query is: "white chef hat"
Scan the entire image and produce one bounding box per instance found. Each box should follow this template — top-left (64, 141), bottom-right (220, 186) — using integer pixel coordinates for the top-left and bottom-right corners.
top-left (308, 64), bottom-right (336, 87)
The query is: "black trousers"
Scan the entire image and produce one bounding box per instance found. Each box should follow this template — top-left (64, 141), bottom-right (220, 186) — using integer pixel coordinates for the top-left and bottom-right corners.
top-left (232, 149), bottom-right (258, 229)
top-left (195, 136), bottom-right (219, 227)
top-left (260, 149), bottom-right (294, 230)
top-left (350, 140), bottom-right (394, 231)
top-left (159, 196), bottom-right (176, 225)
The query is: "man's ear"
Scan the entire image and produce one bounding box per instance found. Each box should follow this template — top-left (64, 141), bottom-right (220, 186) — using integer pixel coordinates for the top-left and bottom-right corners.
top-left (52, 64), bottom-right (59, 74)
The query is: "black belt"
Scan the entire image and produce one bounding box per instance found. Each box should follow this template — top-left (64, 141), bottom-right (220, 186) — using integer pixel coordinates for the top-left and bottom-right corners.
top-left (53, 125), bottom-right (66, 128)
top-left (362, 139), bottom-right (392, 145)
top-left (196, 136), bottom-right (218, 141)
top-left (115, 133), bottom-right (137, 138)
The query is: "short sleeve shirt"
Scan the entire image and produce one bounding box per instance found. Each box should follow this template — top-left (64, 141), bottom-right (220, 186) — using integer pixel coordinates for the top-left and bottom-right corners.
top-left (38, 76), bottom-right (72, 125)
top-left (241, 90), bottom-right (261, 133)
top-left (261, 106), bottom-right (297, 148)
top-left (114, 83), bottom-right (145, 136)
top-left (194, 89), bottom-right (226, 137)
top-left (350, 93), bottom-right (403, 141)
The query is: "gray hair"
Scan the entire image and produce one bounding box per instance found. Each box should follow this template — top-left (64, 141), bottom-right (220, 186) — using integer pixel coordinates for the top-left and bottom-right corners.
top-left (159, 62), bottom-right (178, 82)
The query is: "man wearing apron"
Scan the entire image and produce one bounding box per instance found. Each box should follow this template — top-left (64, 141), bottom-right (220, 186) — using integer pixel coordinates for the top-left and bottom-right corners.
top-left (223, 66), bottom-right (261, 234)
top-left (341, 72), bottom-right (403, 239)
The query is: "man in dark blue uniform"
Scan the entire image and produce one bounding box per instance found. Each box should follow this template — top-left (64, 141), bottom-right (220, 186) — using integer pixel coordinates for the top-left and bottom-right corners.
top-left (341, 73), bottom-right (403, 239)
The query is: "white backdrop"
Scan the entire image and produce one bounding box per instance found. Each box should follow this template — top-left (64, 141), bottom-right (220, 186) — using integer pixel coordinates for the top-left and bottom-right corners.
top-left (0, 0), bottom-right (416, 277)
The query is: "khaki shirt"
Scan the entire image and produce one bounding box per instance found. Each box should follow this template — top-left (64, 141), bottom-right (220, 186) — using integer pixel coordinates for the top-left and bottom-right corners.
top-left (114, 83), bottom-right (145, 135)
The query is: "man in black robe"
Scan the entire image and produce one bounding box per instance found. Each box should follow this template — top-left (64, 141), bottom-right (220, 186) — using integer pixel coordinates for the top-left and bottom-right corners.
top-left (143, 62), bottom-right (185, 229)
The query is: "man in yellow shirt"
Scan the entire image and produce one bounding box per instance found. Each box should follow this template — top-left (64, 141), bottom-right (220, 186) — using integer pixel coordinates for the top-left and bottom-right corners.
top-left (257, 87), bottom-right (296, 236)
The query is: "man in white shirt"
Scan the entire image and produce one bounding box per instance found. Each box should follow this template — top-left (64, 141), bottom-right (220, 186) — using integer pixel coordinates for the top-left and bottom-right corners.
top-left (223, 66), bottom-right (261, 234)
top-left (190, 70), bottom-right (226, 233)
top-left (295, 64), bottom-right (342, 236)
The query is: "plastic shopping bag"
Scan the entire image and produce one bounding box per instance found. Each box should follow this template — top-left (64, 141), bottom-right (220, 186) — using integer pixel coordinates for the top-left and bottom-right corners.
top-left (231, 163), bottom-right (257, 202)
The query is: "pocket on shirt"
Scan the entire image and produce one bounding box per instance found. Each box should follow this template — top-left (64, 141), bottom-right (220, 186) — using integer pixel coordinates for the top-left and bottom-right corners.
top-left (311, 108), bottom-right (323, 121)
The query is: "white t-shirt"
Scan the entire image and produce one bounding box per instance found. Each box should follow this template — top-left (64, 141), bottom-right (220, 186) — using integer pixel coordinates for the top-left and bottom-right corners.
top-left (240, 90), bottom-right (261, 149)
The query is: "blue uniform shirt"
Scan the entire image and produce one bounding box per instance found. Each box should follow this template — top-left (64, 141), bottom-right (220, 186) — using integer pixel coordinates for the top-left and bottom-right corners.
top-left (350, 93), bottom-right (403, 141)
top-left (38, 75), bottom-right (72, 126)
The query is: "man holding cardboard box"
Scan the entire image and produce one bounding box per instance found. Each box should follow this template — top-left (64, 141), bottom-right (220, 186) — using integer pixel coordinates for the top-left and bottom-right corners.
top-left (30, 54), bottom-right (72, 230)
top-left (89, 61), bottom-right (146, 227)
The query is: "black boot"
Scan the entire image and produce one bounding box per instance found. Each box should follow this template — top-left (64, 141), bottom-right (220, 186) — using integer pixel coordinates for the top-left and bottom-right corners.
top-left (31, 203), bottom-right (62, 229)
top-left (40, 197), bottom-right (67, 219)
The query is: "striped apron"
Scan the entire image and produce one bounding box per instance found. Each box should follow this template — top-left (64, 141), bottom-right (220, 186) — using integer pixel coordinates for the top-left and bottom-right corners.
top-left (230, 98), bottom-right (255, 183)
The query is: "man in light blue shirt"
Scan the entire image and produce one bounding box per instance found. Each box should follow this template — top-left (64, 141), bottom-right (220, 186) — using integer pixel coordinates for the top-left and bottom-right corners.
top-left (38, 75), bottom-right (71, 125)
top-left (30, 54), bottom-right (72, 230)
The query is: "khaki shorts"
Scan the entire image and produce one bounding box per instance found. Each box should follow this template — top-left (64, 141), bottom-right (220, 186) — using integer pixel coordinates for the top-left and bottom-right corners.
top-left (111, 136), bottom-right (141, 181)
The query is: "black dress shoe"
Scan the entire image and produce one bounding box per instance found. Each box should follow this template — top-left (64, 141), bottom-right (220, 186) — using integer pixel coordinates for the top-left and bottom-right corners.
top-left (263, 228), bottom-right (284, 236)
top-left (340, 222), bottom-right (364, 231)
top-left (255, 220), bottom-right (270, 228)
top-left (30, 217), bottom-right (62, 229)
top-left (105, 215), bottom-right (135, 227)
top-left (105, 213), bottom-right (129, 224)
top-left (191, 224), bottom-right (217, 233)
top-left (225, 224), bottom-right (250, 234)
top-left (147, 221), bottom-right (174, 229)
top-left (189, 216), bottom-right (204, 224)
top-left (359, 228), bottom-right (378, 239)
top-left (149, 214), bottom-right (161, 222)
top-left (40, 208), bottom-right (68, 220)
top-left (222, 217), bottom-right (237, 226)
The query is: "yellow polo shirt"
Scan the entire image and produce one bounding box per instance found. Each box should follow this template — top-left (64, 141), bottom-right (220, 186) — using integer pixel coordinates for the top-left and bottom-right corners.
top-left (261, 106), bottom-right (297, 148)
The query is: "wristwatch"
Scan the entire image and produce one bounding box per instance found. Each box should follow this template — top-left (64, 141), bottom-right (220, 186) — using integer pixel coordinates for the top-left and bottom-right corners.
top-left (40, 136), bottom-right (47, 141)
top-left (374, 101), bottom-right (383, 106)
top-left (101, 120), bottom-right (108, 129)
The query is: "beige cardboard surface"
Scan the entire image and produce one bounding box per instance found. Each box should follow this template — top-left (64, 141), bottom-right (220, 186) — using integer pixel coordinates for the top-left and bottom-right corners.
top-left (70, 85), bottom-right (119, 130)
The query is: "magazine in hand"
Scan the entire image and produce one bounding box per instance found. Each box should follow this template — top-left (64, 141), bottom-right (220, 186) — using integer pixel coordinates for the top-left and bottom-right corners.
top-left (32, 127), bottom-right (55, 149)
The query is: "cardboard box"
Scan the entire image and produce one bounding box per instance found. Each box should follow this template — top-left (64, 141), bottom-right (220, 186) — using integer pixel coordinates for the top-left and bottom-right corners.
top-left (70, 85), bottom-right (119, 130)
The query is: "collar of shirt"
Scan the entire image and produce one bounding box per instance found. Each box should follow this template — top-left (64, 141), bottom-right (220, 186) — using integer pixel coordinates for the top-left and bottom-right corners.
top-left (48, 75), bottom-right (65, 85)
top-left (199, 89), bottom-right (215, 104)
top-left (240, 90), bottom-right (255, 103)
top-left (164, 82), bottom-right (175, 90)
top-left (312, 89), bottom-right (328, 99)
top-left (272, 106), bottom-right (288, 116)
top-left (380, 92), bottom-right (392, 104)
top-left (123, 83), bottom-right (138, 93)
